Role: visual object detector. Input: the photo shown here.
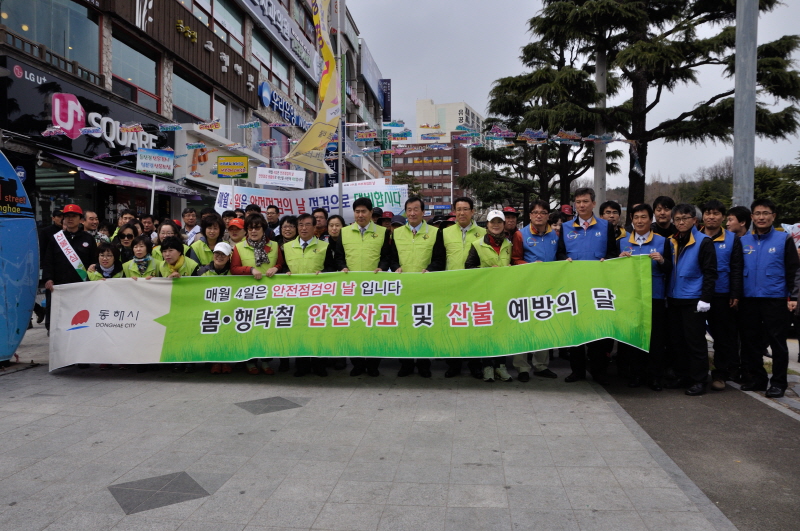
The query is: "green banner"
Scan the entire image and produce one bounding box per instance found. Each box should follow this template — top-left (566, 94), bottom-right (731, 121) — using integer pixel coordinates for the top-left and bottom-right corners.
top-left (153, 257), bottom-right (651, 362)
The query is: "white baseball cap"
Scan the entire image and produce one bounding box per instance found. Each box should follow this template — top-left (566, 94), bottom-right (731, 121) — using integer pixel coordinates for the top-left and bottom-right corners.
top-left (486, 210), bottom-right (505, 222)
top-left (213, 242), bottom-right (233, 256)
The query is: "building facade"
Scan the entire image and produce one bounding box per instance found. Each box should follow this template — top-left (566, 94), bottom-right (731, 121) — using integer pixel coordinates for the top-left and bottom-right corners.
top-left (0, 0), bottom-right (386, 227)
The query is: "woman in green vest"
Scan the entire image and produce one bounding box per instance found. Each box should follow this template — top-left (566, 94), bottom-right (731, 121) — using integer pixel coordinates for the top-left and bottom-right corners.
top-left (87, 242), bottom-right (124, 280)
top-left (231, 214), bottom-right (284, 375)
top-left (188, 215), bottom-right (225, 266)
top-left (465, 209), bottom-right (514, 383)
top-left (123, 235), bottom-right (159, 278)
top-left (156, 236), bottom-right (199, 278)
top-left (198, 241), bottom-right (233, 375)
top-left (152, 220), bottom-right (189, 261)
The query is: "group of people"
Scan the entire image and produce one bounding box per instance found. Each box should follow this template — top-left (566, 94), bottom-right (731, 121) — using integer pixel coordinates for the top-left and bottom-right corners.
top-left (39, 188), bottom-right (800, 397)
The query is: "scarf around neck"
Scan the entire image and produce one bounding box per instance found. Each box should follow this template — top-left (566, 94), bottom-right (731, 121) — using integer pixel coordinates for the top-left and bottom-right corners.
top-left (168, 255), bottom-right (185, 273)
top-left (133, 254), bottom-right (152, 275)
top-left (248, 236), bottom-right (270, 266)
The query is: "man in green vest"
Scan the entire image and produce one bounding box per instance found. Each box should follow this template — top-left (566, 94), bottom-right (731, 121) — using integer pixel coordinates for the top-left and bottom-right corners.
top-left (284, 213), bottom-right (345, 377)
top-left (334, 197), bottom-right (399, 376)
top-left (430, 196), bottom-right (486, 378)
top-left (394, 196), bottom-right (446, 378)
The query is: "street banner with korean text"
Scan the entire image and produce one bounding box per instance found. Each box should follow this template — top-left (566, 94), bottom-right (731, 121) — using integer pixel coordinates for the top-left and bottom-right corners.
top-left (255, 167), bottom-right (306, 189)
top-left (48, 258), bottom-right (652, 370)
top-left (214, 181), bottom-right (408, 223)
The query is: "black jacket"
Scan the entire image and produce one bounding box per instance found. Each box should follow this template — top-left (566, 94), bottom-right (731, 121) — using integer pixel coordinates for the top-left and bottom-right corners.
top-left (38, 224), bottom-right (61, 266)
top-left (42, 229), bottom-right (98, 285)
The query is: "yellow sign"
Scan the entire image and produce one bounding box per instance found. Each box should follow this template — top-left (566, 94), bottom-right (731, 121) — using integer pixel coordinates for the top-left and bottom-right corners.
top-left (217, 156), bottom-right (249, 179)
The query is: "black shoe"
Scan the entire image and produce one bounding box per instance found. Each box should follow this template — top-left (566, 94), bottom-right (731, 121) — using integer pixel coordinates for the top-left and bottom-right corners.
top-left (648, 378), bottom-right (663, 391)
top-left (565, 372), bottom-right (585, 383)
top-left (367, 368), bottom-right (380, 377)
top-left (469, 368), bottom-right (483, 379)
top-left (418, 369), bottom-right (432, 378)
top-left (293, 369), bottom-right (307, 377)
top-left (740, 381), bottom-right (767, 392)
top-left (517, 372), bottom-right (530, 383)
top-left (533, 369), bottom-right (558, 379)
top-left (34, 304), bottom-right (45, 324)
top-left (765, 386), bottom-right (785, 398)
top-left (444, 368), bottom-right (460, 378)
top-left (350, 367), bottom-right (365, 377)
top-left (664, 377), bottom-right (691, 390)
top-left (685, 383), bottom-right (706, 396)
top-left (397, 367), bottom-right (413, 377)
top-left (333, 359), bottom-right (347, 370)
top-left (315, 368), bottom-right (328, 377)
top-left (278, 359), bottom-right (291, 372)
top-left (628, 377), bottom-right (642, 388)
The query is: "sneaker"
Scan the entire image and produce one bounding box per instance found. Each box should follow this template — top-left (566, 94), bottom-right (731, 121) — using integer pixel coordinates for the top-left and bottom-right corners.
top-left (495, 366), bottom-right (513, 382)
top-left (221, 363), bottom-right (232, 374)
top-left (710, 378), bottom-right (725, 391)
top-left (483, 366), bottom-right (495, 382)
top-left (210, 364), bottom-right (222, 374)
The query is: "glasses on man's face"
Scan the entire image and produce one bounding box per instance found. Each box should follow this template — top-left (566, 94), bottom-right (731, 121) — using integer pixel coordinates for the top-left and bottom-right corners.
top-left (673, 216), bottom-right (695, 224)
top-left (121, 233), bottom-right (134, 239)
top-left (752, 211), bottom-right (773, 218)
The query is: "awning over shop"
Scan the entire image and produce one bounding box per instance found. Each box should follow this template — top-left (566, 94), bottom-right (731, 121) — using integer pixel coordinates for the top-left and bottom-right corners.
top-left (50, 154), bottom-right (202, 199)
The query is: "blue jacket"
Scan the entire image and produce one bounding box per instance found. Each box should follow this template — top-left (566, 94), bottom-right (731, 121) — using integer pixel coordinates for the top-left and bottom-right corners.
top-left (668, 227), bottom-right (717, 301)
top-left (619, 232), bottom-right (672, 299)
top-left (706, 229), bottom-right (743, 298)
top-left (557, 215), bottom-right (617, 261)
top-left (518, 224), bottom-right (558, 263)
top-left (741, 228), bottom-right (793, 298)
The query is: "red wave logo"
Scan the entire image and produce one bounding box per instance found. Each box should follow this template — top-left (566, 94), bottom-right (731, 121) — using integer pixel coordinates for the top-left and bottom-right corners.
top-left (71, 310), bottom-right (90, 326)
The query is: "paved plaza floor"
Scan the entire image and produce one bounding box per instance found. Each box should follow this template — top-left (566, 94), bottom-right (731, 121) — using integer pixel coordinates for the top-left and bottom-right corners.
top-left (0, 329), bottom-right (748, 531)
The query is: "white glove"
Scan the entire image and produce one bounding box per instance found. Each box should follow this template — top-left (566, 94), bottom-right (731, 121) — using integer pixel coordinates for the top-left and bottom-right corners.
top-left (696, 301), bottom-right (711, 313)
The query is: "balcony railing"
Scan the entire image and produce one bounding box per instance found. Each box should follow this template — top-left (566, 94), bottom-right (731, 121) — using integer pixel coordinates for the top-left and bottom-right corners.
top-left (1, 25), bottom-right (104, 87)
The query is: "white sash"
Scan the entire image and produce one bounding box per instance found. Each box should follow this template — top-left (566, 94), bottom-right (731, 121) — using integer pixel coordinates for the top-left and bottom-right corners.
top-left (53, 231), bottom-right (88, 281)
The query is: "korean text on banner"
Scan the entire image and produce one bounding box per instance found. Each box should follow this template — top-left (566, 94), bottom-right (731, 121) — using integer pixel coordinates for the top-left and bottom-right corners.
top-left (283, 0), bottom-right (339, 173)
top-left (217, 156), bottom-right (249, 179)
top-left (256, 167), bottom-right (306, 189)
top-left (136, 148), bottom-right (174, 177)
top-left (48, 258), bottom-right (652, 369)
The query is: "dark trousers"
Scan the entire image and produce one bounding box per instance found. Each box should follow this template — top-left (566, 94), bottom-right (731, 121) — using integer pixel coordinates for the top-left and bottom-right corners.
top-left (620, 299), bottom-right (666, 379)
top-left (667, 298), bottom-right (709, 383)
top-left (446, 359), bottom-right (482, 374)
top-left (740, 298), bottom-right (790, 389)
top-left (295, 357), bottom-right (326, 373)
top-left (569, 340), bottom-right (609, 377)
top-left (399, 359), bottom-right (431, 371)
top-left (45, 289), bottom-right (52, 330)
top-left (707, 294), bottom-right (739, 381)
top-left (351, 357), bottom-right (381, 371)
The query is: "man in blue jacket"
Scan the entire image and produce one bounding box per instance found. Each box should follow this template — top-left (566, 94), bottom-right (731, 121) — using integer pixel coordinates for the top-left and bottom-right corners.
top-left (666, 204), bottom-right (718, 396)
top-left (556, 188), bottom-right (618, 385)
top-left (739, 199), bottom-right (799, 398)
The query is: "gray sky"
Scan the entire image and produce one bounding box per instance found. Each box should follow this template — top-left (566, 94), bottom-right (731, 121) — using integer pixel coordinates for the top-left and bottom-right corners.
top-left (346, 0), bottom-right (800, 188)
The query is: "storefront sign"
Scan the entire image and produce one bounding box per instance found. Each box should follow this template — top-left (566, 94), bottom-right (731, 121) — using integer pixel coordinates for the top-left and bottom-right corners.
top-left (255, 167), bottom-right (306, 189)
top-left (258, 82), bottom-right (312, 131)
top-left (136, 149), bottom-right (175, 177)
top-left (216, 156), bottom-right (249, 179)
top-left (379, 79), bottom-right (392, 123)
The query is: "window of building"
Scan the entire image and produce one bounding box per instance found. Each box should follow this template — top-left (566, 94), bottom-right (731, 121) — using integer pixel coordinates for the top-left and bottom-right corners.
top-left (272, 52), bottom-right (290, 93)
top-left (413, 157), bottom-right (422, 163)
top-left (112, 31), bottom-right (159, 112)
top-left (293, 74), bottom-right (316, 114)
top-left (1, 0), bottom-right (100, 73)
top-left (213, 95), bottom-right (245, 143)
top-left (441, 169), bottom-right (450, 176)
top-left (423, 170), bottom-right (432, 177)
top-left (182, 0), bottom-right (243, 54)
top-left (292, 0), bottom-right (315, 43)
top-left (443, 156), bottom-right (452, 163)
top-left (173, 71), bottom-right (211, 121)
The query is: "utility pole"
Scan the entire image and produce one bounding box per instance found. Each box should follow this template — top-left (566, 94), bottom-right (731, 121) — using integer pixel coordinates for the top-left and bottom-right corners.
top-left (593, 44), bottom-right (607, 209)
top-left (732, 0), bottom-right (758, 208)
top-left (336, 4), bottom-right (344, 215)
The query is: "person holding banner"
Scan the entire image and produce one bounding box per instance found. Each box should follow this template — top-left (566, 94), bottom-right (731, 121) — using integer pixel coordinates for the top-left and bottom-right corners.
top-left (335, 197), bottom-right (399, 377)
top-left (510, 200), bottom-right (560, 382)
top-left (123, 236), bottom-right (158, 278)
top-left (198, 242), bottom-right (233, 276)
top-left (231, 214), bottom-right (284, 376)
top-left (464, 209), bottom-right (514, 382)
top-left (188, 215), bottom-right (225, 266)
top-left (617, 204), bottom-right (673, 391)
top-left (87, 242), bottom-right (124, 280)
top-left (42, 204), bottom-right (97, 333)
top-left (557, 188), bottom-right (618, 385)
top-left (155, 237), bottom-right (199, 278)
top-left (284, 214), bottom-right (344, 378)
top-left (437, 196), bottom-right (486, 379)
top-left (394, 196), bottom-right (446, 378)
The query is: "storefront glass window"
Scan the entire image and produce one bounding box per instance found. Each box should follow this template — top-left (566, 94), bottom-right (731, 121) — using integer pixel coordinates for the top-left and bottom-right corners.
top-left (173, 72), bottom-right (211, 121)
top-left (112, 34), bottom-right (157, 95)
top-left (0, 0), bottom-right (99, 72)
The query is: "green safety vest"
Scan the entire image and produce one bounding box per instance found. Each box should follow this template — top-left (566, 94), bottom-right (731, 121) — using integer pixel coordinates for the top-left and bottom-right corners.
top-left (283, 237), bottom-right (328, 274)
top-left (393, 221), bottom-right (438, 273)
top-left (235, 239), bottom-right (280, 274)
top-left (471, 237), bottom-right (512, 268)
top-left (200, 267), bottom-right (230, 276)
top-left (340, 221), bottom-right (386, 272)
top-left (189, 239), bottom-right (215, 265)
top-left (122, 258), bottom-right (160, 278)
top-left (87, 268), bottom-right (124, 281)
top-left (153, 244), bottom-right (190, 261)
top-left (156, 256), bottom-right (199, 277)
top-left (443, 222), bottom-right (486, 270)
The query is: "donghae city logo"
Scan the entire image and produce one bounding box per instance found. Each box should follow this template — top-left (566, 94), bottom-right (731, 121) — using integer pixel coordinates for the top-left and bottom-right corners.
top-left (67, 310), bottom-right (90, 331)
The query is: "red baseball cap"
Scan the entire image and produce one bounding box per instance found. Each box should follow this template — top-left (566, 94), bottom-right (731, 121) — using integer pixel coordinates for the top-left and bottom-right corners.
top-left (228, 218), bottom-right (244, 229)
top-left (173, 219), bottom-right (182, 227)
top-left (382, 211), bottom-right (394, 219)
top-left (62, 204), bottom-right (83, 215)
top-left (502, 206), bottom-right (518, 216)
top-left (447, 216), bottom-right (456, 222)
top-left (560, 205), bottom-right (573, 215)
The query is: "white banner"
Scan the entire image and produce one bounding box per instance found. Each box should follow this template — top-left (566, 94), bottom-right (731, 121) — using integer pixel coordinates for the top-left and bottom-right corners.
top-left (255, 167), bottom-right (306, 189)
top-left (214, 181), bottom-right (408, 223)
